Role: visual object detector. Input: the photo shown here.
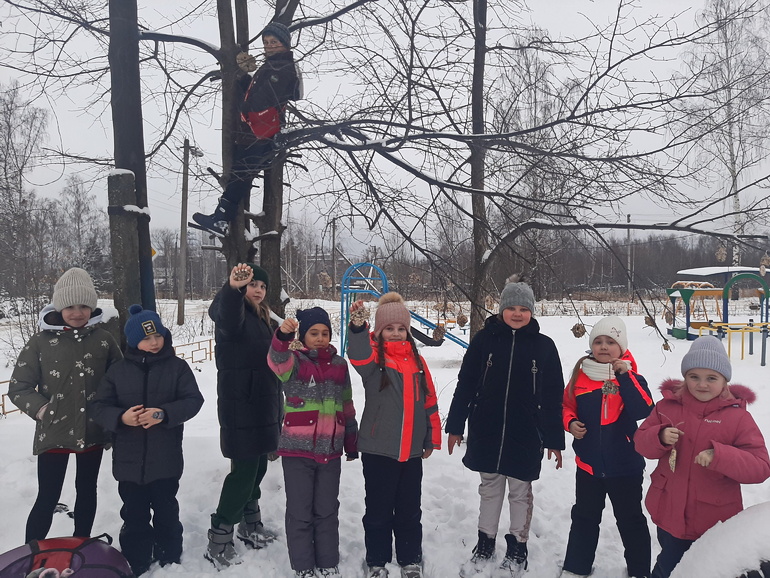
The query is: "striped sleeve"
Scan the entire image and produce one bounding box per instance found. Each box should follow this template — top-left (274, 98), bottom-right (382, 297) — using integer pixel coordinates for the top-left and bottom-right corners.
top-left (267, 331), bottom-right (296, 383)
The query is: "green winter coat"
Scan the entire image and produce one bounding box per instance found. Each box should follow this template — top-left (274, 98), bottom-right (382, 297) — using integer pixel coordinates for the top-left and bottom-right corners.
top-left (9, 305), bottom-right (123, 455)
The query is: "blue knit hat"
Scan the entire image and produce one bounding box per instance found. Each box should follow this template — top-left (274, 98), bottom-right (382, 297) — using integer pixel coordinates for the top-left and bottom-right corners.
top-left (125, 304), bottom-right (168, 348)
top-left (297, 307), bottom-right (332, 343)
top-left (262, 22), bottom-right (291, 49)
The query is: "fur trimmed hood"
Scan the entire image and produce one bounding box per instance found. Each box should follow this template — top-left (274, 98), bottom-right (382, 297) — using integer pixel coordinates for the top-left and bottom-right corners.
top-left (660, 378), bottom-right (756, 405)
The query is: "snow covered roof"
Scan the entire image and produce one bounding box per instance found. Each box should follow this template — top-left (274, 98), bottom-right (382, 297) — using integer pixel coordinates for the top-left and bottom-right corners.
top-left (677, 266), bottom-right (761, 276)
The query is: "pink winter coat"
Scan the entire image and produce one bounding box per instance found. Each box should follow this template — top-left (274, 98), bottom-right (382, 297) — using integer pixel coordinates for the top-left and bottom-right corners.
top-left (634, 379), bottom-right (770, 541)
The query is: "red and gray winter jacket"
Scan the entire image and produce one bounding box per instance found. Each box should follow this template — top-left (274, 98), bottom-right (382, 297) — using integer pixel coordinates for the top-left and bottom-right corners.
top-left (563, 349), bottom-right (654, 477)
top-left (347, 326), bottom-right (441, 462)
top-left (634, 380), bottom-right (770, 540)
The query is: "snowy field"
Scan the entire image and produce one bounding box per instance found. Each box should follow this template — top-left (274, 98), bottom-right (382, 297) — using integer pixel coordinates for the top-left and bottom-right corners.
top-left (1, 301), bottom-right (769, 577)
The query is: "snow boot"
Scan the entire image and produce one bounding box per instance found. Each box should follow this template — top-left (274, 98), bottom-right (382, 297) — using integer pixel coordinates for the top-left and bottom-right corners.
top-left (294, 570), bottom-right (316, 577)
top-left (191, 197), bottom-right (237, 236)
top-left (500, 534), bottom-right (528, 575)
top-left (460, 531), bottom-right (496, 576)
top-left (366, 565), bottom-right (389, 577)
top-left (236, 500), bottom-right (277, 549)
top-left (204, 521), bottom-right (241, 570)
top-left (470, 531), bottom-right (496, 563)
top-left (400, 563), bottom-right (423, 578)
top-left (317, 567), bottom-right (341, 577)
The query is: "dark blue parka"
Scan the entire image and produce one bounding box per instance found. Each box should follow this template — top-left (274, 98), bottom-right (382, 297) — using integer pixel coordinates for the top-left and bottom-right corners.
top-left (445, 315), bottom-right (565, 481)
top-left (91, 334), bottom-right (203, 485)
top-left (209, 283), bottom-right (281, 460)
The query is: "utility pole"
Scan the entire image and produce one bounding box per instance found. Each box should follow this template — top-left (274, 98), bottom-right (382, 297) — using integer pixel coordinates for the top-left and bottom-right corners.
top-left (627, 214), bottom-right (632, 301)
top-left (177, 139), bottom-right (203, 325)
top-left (332, 218), bottom-right (337, 300)
top-left (177, 139), bottom-right (190, 325)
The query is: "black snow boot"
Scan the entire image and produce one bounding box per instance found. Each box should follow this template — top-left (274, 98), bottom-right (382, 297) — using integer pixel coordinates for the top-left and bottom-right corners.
top-left (470, 531), bottom-right (496, 563)
top-left (500, 534), bottom-right (528, 574)
top-left (192, 197), bottom-right (237, 236)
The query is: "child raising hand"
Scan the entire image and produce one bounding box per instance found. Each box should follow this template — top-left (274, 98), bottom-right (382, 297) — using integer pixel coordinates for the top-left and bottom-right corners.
top-left (347, 293), bottom-right (441, 578)
top-left (267, 307), bottom-right (358, 577)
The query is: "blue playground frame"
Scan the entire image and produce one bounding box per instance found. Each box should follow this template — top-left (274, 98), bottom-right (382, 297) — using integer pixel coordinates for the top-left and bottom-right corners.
top-left (339, 262), bottom-right (469, 352)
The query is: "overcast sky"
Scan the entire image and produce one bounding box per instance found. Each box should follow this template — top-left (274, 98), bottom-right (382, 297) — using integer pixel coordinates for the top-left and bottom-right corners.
top-left (1, 0), bottom-right (719, 238)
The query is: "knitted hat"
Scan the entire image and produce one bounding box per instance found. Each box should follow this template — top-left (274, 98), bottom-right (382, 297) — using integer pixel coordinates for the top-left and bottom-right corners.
top-left (262, 22), bottom-right (291, 48)
top-left (297, 307), bottom-right (332, 343)
top-left (589, 316), bottom-right (628, 353)
top-left (499, 277), bottom-right (535, 312)
top-left (246, 263), bottom-right (269, 288)
top-left (373, 292), bottom-right (411, 338)
top-left (53, 267), bottom-right (98, 312)
top-left (124, 304), bottom-right (168, 348)
top-left (681, 335), bottom-right (732, 381)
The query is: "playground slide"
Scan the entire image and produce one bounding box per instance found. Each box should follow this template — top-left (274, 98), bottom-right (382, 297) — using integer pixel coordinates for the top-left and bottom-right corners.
top-left (339, 262), bottom-right (469, 351)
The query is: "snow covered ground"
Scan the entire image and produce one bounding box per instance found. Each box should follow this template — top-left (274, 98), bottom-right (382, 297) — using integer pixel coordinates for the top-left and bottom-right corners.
top-left (1, 303), bottom-right (769, 577)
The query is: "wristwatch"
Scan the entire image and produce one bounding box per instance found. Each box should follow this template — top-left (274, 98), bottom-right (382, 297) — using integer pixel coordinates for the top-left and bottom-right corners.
top-left (152, 410), bottom-right (165, 421)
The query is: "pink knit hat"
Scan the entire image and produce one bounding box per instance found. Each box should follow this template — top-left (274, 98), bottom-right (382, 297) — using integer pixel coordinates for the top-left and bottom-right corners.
top-left (373, 292), bottom-right (412, 338)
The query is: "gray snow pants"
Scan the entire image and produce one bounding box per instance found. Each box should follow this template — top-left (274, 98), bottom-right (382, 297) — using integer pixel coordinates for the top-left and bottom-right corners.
top-left (282, 456), bottom-right (342, 572)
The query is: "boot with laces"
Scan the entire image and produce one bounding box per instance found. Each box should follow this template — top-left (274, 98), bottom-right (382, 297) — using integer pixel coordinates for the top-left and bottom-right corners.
top-left (500, 534), bottom-right (528, 575)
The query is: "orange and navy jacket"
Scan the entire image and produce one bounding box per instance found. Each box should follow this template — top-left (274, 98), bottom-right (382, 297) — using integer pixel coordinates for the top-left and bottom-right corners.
top-left (562, 349), bottom-right (653, 477)
top-left (347, 325), bottom-right (441, 462)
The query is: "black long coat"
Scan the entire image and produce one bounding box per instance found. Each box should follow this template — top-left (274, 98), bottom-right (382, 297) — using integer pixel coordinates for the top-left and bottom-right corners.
top-left (91, 335), bottom-right (203, 484)
top-left (209, 283), bottom-right (281, 461)
top-left (445, 316), bottom-right (565, 481)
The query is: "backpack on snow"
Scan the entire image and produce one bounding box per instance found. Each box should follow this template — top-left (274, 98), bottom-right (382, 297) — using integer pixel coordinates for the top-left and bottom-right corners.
top-left (0, 534), bottom-right (133, 578)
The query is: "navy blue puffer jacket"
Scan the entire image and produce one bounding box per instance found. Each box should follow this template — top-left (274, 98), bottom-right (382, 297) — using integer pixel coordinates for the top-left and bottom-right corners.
top-left (445, 316), bottom-right (565, 481)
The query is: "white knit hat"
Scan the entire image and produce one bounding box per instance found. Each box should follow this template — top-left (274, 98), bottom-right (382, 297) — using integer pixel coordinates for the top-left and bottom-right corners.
top-left (52, 268), bottom-right (98, 312)
top-left (588, 316), bottom-right (628, 353)
top-left (681, 335), bottom-right (732, 381)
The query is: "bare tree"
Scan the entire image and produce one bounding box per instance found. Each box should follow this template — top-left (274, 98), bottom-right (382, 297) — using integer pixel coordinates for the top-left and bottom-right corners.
top-left (675, 0), bottom-right (770, 266)
top-left (4, 0), bottom-right (770, 338)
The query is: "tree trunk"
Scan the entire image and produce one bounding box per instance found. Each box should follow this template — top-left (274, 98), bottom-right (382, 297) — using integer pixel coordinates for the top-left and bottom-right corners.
top-left (469, 0), bottom-right (489, 336)
top-left (107, 172), bottom-right (143, 347)
top-left (108, 0), bottom-right (156, 311)
top-left (261, 161), bottom-right (288, 317)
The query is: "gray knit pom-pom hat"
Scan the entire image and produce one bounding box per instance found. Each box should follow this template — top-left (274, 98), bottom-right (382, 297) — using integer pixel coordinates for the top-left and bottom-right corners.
top-left (53, 267), bottom-right (98, 312)
top-left (499, 275), bottom-right (535, 312)
top-left (681, 335), bottom-right (732, 381)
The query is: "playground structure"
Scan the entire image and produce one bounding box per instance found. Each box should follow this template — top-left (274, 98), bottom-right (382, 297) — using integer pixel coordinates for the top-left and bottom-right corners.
top-left (339, 262), bottom-right (469, 352)
top-left (666, 267), bottom-right (769, 365)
